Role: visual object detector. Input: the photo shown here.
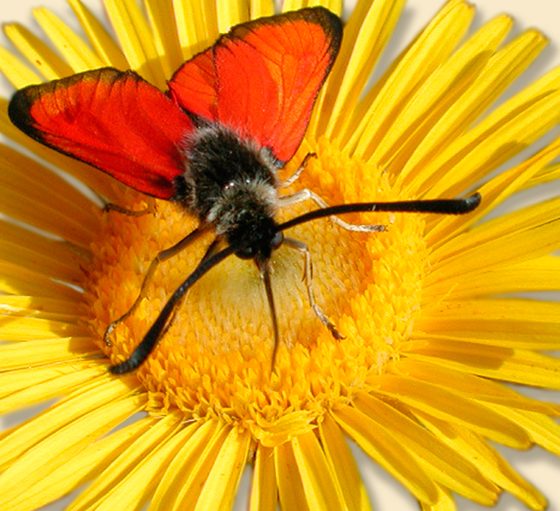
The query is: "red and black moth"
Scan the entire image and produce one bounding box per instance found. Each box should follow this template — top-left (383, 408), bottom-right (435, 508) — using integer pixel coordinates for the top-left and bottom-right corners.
top-left (8, 7), bottom-right (480, 374)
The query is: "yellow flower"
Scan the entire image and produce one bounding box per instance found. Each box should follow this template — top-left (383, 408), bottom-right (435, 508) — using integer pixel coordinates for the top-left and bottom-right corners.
top-left (1, 0), bottom-right (560, 510)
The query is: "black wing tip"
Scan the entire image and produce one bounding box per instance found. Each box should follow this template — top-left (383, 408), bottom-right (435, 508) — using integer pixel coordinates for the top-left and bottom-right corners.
top-left (8, 67), bottom-right (144, 142)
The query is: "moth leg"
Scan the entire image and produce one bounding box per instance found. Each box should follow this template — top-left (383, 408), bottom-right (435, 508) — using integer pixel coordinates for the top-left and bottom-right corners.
top-left (103, 202), bottom-right (156, 217)
top-left (283, 237), bottom-right (344, 340)
top-left (280, 152), bottom-right (316, 188)
top-left (103, 225), bottom-right (208, 346)
top-left (279, 188), bottom-right (386, 232)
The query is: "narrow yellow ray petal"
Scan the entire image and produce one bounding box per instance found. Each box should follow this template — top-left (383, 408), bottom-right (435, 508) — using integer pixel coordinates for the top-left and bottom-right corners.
top-left (500, 409), bottom-right (560, 456)
top-left (398, 29), bottom-right (548, 189)
top-left (421, 486), bottom-right (456, 511)
top-left (525, 162), bottom-right (560, 189)
top-left (149, 420), bottom-right (217, 511)
top-left (71, 420), bottom-right (199, 511)
top-left (103, 0), bottom-right (165, 87)
top-left (0, 46), bottom-right (41, 88)
top-left (174, 0), bottom-right (218, 59)
top-left (292, 430), bottom-right (347, 510)
top-left (0, 316), bottom-right (88, 340)
top-left (426, 90), bottom-right (560, 197)
top-left (0, 364), bottom-right (104, 414)
top-left (68, 414), bottom-right (182, 510)
top-left (0, 222), bottom-right (85, 283)
top-left (431, 191), bottom-right (560, 263)
top-left (0, 375), bottom-right (141, 469)
top-left (68, 0), bottom-right (128, 68)
top-left (0, 295), bottom-right (81, 320)
top-left (281, 0), bottom-right (303, 13)
top-left (249, 0), bottom-right (275, 18)
top-left (348, 1), bottom-right (474, 158)
top-left (0, 145), bottom-right (100, 237)
top-left (417, 299), bottom-right (560, 351)
top-left (427, 216), bottom-right (560, 288)
top-left (0, 338), bottom-right (96, 371)
top-left (315, 0), bottom-right (405, 139)
top-left (416, 413), bottom-right (547, 511)
top-left (144, 0), bottom-right (184, 76)
top-left (8, 418), bottom-right (155, 511)
top-left (275, 440), bottom-right (310, 511)
top-left (0, 392), bottom-right (144, 507)
top-left (354, 393), bottom-right (499, 504)
top-left (393, 359), bottom-right (560, 415)
top-left (217, 0), bottom-right (249, 32)
top-left (172, 422), bottom-right (231, 511)
top-left (426, 136), bottom-right (560, 249)
top-left (194, 427), bottom-right (251, 511)
top-left (3, 23), bottom-right (73, 80)
top-left (249, 445), bottom-right (277, 511)
top-left (370, 375), bottom-right (530, 448)
top-left (334, 405), bottom-right (438, 504)
top-left (425, 255), bottom-right (560, 299)
top-left (370, 14), bottom-right (513, 169)
top-left (319, 414), bottom-right (372, 511)
top-left (405, 343), bottom-right (560, 389)
top-left (0, 261), bottom-right (82, 300)
top-left (403, 63), bottom-right (560, 197)
top-left (32, 7), bottom-right (103, 72)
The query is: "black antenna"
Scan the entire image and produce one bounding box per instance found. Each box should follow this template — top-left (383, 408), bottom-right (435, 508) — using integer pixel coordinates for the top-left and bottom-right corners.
top-left (109, 245), bottom-right (236, 374)
top-left (277, 193), bottom-right (481, 232)
top-left (257, 259), bottom-right (280, 372)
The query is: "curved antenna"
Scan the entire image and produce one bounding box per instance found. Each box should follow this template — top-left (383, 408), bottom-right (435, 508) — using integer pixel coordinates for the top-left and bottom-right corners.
top-left (109, 244), bottom-right (236, 374)
top-left (277, 193), bottom-right (481, 232)
top-left (257, 258), bottom-right (280, 372)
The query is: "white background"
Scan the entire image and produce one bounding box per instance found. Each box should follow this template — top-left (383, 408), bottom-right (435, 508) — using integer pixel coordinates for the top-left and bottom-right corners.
top-left (0, 1), bottom-right (559, 510)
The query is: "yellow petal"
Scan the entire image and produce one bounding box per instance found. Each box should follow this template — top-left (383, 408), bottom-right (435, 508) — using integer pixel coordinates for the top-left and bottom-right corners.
top-left (0, 45), bottom-right (40, 88)
top-left (0, 365), bottom-right (104, 414)
top-left (194, 427), bottom-right (251, 511)
top-left (355, 393), bottom-right (499, 504)
top-left (249, 445), bottom-right (277, 511)
top-left (275, 440), bottom-right (309, 511)
top-left (32, 7), bottom-right (103, 71)
top-left (417, 413), bottom-right (547, 511)
top-left (149, 420), bottom-right (218, 510)
top-left (405, 343), bottom-right (560, 389)
top-left (0, 391), bottom-right (144, 508)
top-left (69, 414), bottom-right (182, 511)
top-left (7, 418), bottom-right (154, 511)
top-left (68, 0), bottom-right (128, 67)
top-left (144, 0), bottom-right (184, 76)
top-left (334, 404), bottom-right (439, 504)
top-left (0, 376), bottom-right (141, 469)
top-left (103, 0), bottom-right (165, 86)
top-left (349, 0), bottom-right (475, 157)
top-left (3, 23), bottom-right (72, 80)
top-left (292, 430), bottom-right (347, 510)
top-left (174, 0), bottom-right (218, 59)
top-left (318, 414), bottom-right (372, 511)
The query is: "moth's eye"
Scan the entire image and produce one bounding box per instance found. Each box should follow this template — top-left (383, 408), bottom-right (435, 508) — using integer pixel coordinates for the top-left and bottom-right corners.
top-left (271, 231), bottom-right (283, 250)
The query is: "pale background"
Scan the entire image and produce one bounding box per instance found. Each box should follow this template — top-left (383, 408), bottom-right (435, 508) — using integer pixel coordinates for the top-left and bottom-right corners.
top-left (0, 1), bottom-right (559, 510)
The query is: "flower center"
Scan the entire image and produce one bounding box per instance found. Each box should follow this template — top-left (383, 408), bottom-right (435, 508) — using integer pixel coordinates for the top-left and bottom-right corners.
top-left (83, 140), bottom-right (428, 444)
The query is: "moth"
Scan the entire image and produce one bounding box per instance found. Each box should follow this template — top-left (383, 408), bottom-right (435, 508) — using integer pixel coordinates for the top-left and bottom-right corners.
top-left (8, 7), bottom-right (480, 373)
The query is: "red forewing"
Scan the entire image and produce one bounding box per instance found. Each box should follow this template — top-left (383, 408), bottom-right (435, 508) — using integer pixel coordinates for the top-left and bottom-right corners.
top-left (168, 7), bottom-right (341, 164)
top-left (8, 68), bottom-right (194, 199)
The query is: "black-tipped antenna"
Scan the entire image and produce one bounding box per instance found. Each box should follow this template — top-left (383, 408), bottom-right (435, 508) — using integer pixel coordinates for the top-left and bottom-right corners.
top-left (277, 193), bottom-right (481, 232)
top-left (257, 259), bottom-right (280, 372)
top-left (109, 245), bottom-right (236, 374)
